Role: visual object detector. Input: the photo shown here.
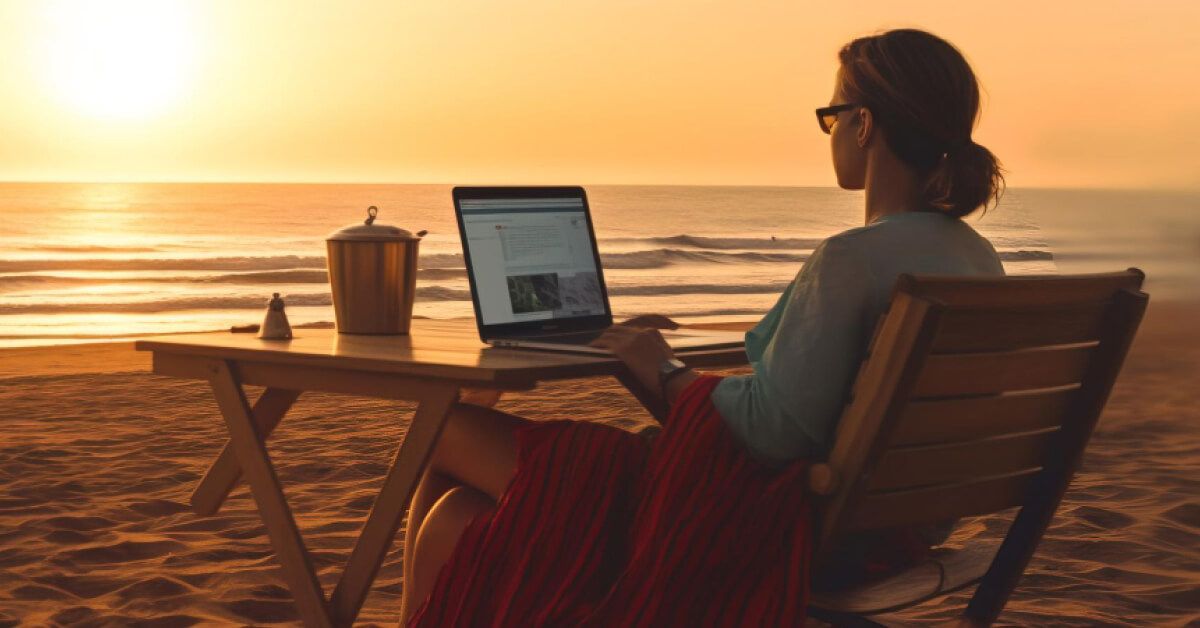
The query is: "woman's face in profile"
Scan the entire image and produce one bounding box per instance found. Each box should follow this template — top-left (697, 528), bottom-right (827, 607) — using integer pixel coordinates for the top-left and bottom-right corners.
top-left (829, 70), bottom-right (866, 191)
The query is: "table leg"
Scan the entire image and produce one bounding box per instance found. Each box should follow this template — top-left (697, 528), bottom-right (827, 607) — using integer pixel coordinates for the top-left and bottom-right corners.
top-left (191, 387), bottom-right (301, 516)
top-left (209, 360), bottom-right (332, 627)
top-left (329, 384), bottom-right (459, 626)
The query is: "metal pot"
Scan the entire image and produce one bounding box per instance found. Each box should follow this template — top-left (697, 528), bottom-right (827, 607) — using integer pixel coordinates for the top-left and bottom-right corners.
top-left (326, 206), bottom-right (426, 335)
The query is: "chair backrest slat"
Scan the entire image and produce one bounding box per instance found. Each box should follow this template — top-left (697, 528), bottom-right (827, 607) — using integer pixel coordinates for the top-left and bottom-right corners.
top-left (930, 302), bottom-right (1110, 352)
top-left (814, 270), bottom-right (1147, 568)
top-left (913, 344), bottom-right (1095, 397)
top-left (868, 428), bottom-right (1057, 492)
top-left (889, 272), bottom-right (1142, 306)
top-left (849, 469), bottom-right (1041, 531)
top-left (892, 386), bottom-right (1077, 446)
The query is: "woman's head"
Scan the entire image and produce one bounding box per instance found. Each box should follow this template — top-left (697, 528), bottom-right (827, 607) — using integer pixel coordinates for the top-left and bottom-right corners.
top-left (826, 29), bottom-right (1004, 218)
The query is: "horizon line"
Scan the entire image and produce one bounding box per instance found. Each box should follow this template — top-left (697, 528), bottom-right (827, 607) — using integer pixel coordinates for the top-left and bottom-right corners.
top-left (1, 179), bottom-right (1198, 193)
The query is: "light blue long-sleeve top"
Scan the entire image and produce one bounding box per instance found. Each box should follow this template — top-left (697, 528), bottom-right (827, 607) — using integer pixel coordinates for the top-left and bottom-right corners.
top-left (711, 211), bottom-right (1005, 468)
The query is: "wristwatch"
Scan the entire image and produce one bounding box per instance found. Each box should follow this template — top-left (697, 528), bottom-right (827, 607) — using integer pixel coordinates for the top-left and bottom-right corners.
top-left (657, 357), bottom-right (692, 400)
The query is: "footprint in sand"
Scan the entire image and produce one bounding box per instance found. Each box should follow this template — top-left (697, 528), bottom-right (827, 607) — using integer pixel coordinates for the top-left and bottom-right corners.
top-left (128, 499), bottom-right (192, 518)
top-left (34, 573), bottom-right (126, 599)
top-left (58, 539), bottom-right (185, 565)
top-left (174, 547), bottom-right (273, 564)
top-left (10, 583), bottom-right (73, 602)
top-left (1162, 502), bottom-right (1200, 528)
top-left (40, 515), bottom-right (116, 531)
top-left (113, 575), bottom-right (194, 602)
top-left (43, 529), bottom-right (98, 545)
top-left (1072, 505), bottom-right (1137, 529)
top-left (222, 598), bottom-right (299, 623)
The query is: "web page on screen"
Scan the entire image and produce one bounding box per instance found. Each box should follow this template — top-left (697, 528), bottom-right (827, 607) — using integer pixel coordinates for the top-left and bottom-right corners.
top-left (460, 198), bottom-right (606, 325)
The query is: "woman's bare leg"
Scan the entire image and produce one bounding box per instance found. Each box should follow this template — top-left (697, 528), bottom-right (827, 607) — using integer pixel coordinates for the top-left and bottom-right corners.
top-left (403, 389), bottom-right (504, 591)
top-left (400, 485), bottom-right (495, 623)
top-left (426, 401), bottom-right (524, 500)
top-left (401, 468), bottom-right (460, 612)
top-left (399, 401), bottom-right (526, 621)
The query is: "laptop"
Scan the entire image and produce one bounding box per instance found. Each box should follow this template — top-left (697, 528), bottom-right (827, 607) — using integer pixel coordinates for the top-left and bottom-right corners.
top-left (453, 186), bottom-right (746, 355)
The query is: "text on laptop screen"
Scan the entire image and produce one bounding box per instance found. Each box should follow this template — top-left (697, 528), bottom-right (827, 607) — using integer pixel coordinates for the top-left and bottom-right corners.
top-left (460, 197), bottom-right (606, 326)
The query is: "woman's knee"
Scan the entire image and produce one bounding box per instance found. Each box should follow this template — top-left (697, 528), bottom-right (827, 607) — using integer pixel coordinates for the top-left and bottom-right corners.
top-left (414, 486), bottom-right (494, 572)
top-left (429, 485), bottom-right (494, 526)
top-left (429, 402), bottom-right (524, 500)
top-left (409, 486), bottom-right (495, 612)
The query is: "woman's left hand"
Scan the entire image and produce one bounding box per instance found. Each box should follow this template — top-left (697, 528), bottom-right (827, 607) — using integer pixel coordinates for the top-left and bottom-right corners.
top-left (590, 324), bottom-right (675, 393)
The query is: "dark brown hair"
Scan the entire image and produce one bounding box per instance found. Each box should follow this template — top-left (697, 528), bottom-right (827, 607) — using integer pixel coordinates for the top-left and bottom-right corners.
top-left (838, 29), bottom-right (1004, 218)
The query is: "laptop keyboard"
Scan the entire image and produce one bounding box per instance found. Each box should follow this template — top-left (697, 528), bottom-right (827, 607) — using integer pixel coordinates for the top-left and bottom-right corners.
top-left (530, 330), bottom-right (607, 345)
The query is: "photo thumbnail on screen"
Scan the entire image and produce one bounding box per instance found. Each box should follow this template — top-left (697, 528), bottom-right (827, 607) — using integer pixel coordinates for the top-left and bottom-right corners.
top-left (506, 273), bottom-right (563, 314)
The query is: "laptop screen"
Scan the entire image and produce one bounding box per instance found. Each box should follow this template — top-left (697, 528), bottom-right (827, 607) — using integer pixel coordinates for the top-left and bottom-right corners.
top-left (458, 193), bottom-right (608, 327)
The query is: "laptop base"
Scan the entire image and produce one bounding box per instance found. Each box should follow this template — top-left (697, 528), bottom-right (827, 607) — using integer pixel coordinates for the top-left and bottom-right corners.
top-left (487, 328), bottom-right (745, 356)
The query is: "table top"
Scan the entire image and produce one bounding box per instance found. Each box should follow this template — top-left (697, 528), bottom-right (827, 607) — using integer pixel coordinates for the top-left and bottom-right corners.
top-left (135, 319), bottom-right (747, 387)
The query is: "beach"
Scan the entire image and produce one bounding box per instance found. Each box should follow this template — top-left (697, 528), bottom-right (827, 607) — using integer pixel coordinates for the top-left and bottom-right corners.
top-left (1, 182), bottom-right (1198, 624)
top-left (0, 302), bottom-right (1197, 626)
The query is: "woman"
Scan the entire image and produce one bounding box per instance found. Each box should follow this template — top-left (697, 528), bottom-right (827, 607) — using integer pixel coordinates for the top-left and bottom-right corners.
top-left (401, 28), bottom-right (1005, 625)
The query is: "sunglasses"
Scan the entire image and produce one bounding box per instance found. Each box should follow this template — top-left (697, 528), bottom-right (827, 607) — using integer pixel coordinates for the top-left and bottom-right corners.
top-left (816, 103), bottom-right (859, 134)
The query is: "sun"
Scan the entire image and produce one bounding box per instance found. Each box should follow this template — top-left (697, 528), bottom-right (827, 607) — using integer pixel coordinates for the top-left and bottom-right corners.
top-left (38, 0), bottom-right (198, 121)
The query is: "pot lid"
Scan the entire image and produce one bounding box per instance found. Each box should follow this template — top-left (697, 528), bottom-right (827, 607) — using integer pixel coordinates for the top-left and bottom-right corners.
top-left (327, 206), bottom-right (426, 242)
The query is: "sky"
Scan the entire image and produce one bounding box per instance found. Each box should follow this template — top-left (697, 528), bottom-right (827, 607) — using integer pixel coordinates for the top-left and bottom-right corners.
top-left (0, 0), bottom-right (1197, 188)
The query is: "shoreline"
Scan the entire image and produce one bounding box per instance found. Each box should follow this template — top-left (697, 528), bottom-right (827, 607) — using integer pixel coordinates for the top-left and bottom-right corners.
top-left (2, 300), bottom-right (1195, 380)
top-left (0, 315), bottom-right (768, 380)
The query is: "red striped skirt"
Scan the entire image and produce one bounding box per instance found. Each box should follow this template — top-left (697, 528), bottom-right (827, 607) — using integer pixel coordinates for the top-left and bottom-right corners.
top-left (408, 376), bottom-right (813, 627)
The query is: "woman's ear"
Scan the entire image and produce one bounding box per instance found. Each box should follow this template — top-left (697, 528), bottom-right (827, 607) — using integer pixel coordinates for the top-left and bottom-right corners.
top-left (856, 107), bottom-right (874, 148)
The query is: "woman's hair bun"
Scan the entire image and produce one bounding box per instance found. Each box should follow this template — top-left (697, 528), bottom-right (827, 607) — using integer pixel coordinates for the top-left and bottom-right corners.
top-left (839, 29), bottom-right (1004, 218)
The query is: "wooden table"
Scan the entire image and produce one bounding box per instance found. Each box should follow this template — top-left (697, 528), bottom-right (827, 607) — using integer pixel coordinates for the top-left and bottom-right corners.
top-left (135, 319), bottom-right (746, 627)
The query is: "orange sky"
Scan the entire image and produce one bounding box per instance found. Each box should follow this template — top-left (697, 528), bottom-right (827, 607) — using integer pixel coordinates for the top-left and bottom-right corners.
top-left (0, 0), bottom-right (1197, 188)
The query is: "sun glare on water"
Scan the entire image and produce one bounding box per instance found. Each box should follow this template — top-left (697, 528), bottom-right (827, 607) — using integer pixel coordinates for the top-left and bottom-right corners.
top-left (37, 0), bottom-right (198, 121)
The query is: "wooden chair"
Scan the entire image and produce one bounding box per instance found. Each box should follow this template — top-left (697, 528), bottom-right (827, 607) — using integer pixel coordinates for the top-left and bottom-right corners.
top-left (805, 269), bottom-right (1148, 627)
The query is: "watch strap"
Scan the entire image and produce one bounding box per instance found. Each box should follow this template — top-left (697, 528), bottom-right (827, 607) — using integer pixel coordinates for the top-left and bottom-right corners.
top-left (659, 361), bottom-right (693, 401)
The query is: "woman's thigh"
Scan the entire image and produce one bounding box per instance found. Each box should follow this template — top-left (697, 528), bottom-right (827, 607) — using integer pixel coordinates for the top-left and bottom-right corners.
top-left (429, 402), bottom-right (528, 501)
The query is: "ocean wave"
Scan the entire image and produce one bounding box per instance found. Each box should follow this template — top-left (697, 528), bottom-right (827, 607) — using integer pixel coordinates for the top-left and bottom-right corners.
top-left (0, 320), bottom-right (338, 340)
top-left (0, 280), bottom-right (798, 314)
top-left (0, 267), bottom-right (467, 289)
top-left (609, 281), bottom-right (790, 296)
top-left (0, 256), bottom-right (329, 272)
top-left (419, 253), bottom-right (468, 269)
top-left (417, 268), bottom-right (468, 280)
top-left (196, 270), bottom-right (330, 284)
top-left (998, 250), bottom-right (1054, 261)
top-left (0, 271), bottom-right (330, 288)
top-left (0, 247), bottom-right (1051, 278)
top-left (603, 248), bottom-right (807, 268)
top-left (632, 307), bottom-right (770, 318)
top-left (0, 248), bottom-right (807, 274)
top-left (0, 294), bottom-right (331, 314)
top-left (0, 286), bottom-right (470, 315)
top-left (15, 244), bottom-right (163, 253)
top-left (605, 235), bottom-right (823, 250)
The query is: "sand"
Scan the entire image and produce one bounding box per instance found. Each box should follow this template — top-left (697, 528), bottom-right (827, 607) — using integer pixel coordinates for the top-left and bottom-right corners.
top-left (0, 305), bottom-right (1197, 626)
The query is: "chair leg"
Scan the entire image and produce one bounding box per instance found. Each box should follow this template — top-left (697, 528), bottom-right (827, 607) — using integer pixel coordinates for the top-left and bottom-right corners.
top-left (964, 492), bottom-right (1055, 625)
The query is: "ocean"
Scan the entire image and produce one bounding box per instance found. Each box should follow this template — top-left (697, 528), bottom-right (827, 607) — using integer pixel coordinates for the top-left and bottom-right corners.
top-left (0, 183), bottom-right (1195, 348)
